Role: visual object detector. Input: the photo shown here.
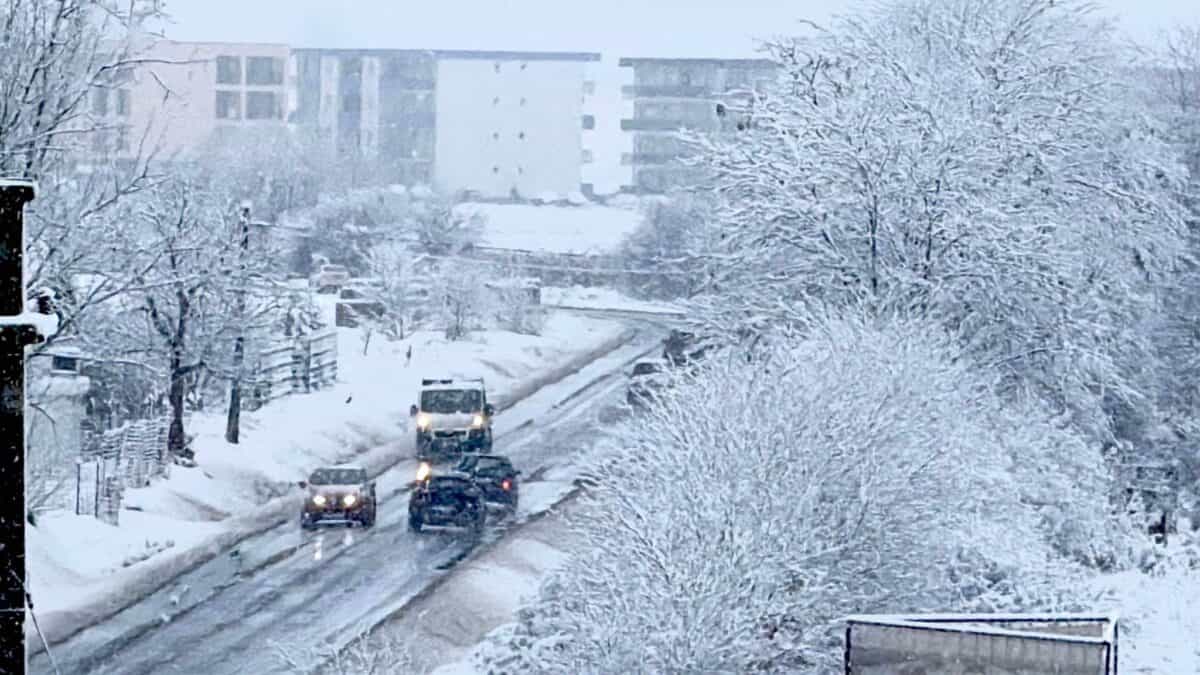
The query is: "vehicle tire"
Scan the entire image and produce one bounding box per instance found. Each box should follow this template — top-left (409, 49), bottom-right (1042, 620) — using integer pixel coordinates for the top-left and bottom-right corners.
top-left (300, 514), bottom-right (314, 530)
top-left (482, 430), bottom-right (494, 452)
top-left (408, 513), bottom-right (423, 532)
top-left (361, 508), bottom-right (375, 528)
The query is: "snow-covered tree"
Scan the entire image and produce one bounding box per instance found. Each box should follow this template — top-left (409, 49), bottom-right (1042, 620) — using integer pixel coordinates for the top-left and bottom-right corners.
top-left (103, 175), bottom-right (270, 456)
top-left (616, 191), bottom-right (716, 300)
top-left (430, 261), bottom-right (484, 341)
top-left (297, 187), bottom-right (412, 273)
top-left (362, 240), bottom-right (425, 339)
top-left (479, 314), bottom-right (1114, 673)
top-left (686, 0), bottom-right (1191, 448)
top-left (7, 1), bottom-right (168, 355)
top-left (412, 196), bottom-right (485, 255)
top-left (487, 275), bottom-right (546, 336)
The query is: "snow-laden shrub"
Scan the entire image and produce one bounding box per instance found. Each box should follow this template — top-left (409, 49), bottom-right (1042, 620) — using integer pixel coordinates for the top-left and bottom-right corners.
top-left (616, 191), bottom-right (715, 301)
top-left (487, 279), bottom-right (546, 336)
top-left (478, 313), bottom-right (1109, 673)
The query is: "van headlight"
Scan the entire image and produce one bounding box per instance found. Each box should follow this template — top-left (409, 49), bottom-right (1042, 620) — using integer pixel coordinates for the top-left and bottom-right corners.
top-left (416, 413), bottom-right (431, 430)
top-left (343, 494), bottom-right (357, 507)
top-left (471, 414), bottom-right (484, 428)
top-left (312, 495), bottom-right (327, 506)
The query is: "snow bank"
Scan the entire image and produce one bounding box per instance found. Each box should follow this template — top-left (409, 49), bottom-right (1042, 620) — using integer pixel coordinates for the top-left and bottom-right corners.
top-left (27, 312), bottom-right (629, 650)
top-left (541, 285), bottom-right (685, 315)
top-left (454, 202), bottom-right (643, 255)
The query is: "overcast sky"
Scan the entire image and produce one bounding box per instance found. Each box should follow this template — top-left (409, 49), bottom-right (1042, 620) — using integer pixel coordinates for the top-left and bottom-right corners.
top-left (156, 0), bottom-right (1200, 58)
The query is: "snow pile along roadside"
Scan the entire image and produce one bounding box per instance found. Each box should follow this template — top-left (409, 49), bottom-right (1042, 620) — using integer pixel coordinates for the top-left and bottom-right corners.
top-left (26, 312), bottom-right (629, 650)
top-left (1094, 560), bottom-right (1200, 673)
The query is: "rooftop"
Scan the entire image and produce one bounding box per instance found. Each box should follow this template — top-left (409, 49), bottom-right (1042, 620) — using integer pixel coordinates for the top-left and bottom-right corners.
top-left (291, 47), bottom-right (600, 62)
top-left (618, 57), bottom-right (776, 68)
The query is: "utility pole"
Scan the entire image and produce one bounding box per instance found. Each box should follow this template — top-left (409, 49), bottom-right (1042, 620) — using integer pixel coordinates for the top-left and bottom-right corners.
top-left (0, 180), bottom-right (47, 674)
top-left (224, 201), bottom-right (251, 444)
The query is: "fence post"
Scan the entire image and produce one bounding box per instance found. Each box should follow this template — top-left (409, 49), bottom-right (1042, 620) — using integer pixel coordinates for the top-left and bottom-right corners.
top-left (93, 462), bottom-right (100, 518)
top-left (75, 459), bottom-right (82, 516)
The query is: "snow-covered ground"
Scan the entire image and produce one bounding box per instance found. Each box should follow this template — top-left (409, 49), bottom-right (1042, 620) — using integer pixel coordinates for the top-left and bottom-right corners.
top-left (26, 312), bottom-right (627, 636)
top-left (456, 202), bottom-right (644, 254)
top-left (1093, 559), bottom-right (1200, 673)
top-left (542, 285), bottom-right (684, 314)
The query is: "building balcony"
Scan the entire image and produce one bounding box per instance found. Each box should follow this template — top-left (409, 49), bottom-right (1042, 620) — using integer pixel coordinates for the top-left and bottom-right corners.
top-left (621, 85), bottom-right (715, 99)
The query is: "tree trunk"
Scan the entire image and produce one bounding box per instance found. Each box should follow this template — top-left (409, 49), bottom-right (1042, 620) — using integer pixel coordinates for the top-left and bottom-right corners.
top-left (168, 354), bottom-right (187, 456)
top-left (225, 335), bottom-right (244, 443)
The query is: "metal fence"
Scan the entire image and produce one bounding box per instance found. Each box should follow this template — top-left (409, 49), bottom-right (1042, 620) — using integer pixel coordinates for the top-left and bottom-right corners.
top-left (245, 328), bottom-right (338, 410)
top-left (844, 613), bottom-right (1119, 675)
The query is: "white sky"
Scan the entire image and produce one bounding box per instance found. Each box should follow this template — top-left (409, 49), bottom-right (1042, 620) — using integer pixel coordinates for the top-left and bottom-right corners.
top-left (155, 0), bottom-right (1200, 57)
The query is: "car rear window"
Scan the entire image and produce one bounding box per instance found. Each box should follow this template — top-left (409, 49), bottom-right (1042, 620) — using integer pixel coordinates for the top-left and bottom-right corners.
top-left (459, 456), bottom-right (507, 473)
top-left (310, 468), bottom-right (365, 485)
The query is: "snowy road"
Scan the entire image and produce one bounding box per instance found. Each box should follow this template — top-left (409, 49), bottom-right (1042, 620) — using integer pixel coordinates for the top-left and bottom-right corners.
top-left (31, 330), bottom-right (663, 675)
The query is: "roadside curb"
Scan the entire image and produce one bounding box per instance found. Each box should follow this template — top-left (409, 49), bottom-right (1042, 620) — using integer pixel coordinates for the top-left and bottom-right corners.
top-left (27, 327), bottom-right (637, 654)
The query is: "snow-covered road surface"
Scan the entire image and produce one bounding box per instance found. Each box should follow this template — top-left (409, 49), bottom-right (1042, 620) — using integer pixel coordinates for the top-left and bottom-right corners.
top-left (30, 333), bottom-right (662, 675)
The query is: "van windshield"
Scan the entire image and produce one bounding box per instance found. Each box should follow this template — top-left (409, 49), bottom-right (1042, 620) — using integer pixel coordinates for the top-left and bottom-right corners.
top-left (421, 389), bottom-right (482, 414)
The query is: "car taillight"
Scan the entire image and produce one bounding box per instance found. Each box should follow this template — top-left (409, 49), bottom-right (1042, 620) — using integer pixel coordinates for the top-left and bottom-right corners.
top-left (501, 479), bottom-right (511, 491)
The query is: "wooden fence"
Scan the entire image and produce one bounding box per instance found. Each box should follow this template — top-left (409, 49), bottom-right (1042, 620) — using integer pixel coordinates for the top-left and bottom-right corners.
top-left (245, 328), bottom-right (339, 410)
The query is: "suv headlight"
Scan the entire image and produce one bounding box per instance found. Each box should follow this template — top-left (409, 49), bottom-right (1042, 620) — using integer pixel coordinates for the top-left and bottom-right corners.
top-left (312, 494), bottom-right (327, 506)
top-left (471, 414), bottom-right (484, 428)
top-left (343, 494), bottom-right (357, 507)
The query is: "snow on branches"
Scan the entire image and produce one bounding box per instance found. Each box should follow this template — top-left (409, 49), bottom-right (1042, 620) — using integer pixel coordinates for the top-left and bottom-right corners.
top-left (685, 0), bottom-right (1191, 447)
top-left (479, 314), bottom-right (1108, 673)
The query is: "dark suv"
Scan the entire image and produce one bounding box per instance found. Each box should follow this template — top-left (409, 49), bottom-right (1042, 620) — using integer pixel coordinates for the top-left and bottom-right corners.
top-left (455, 453), bottom-right (521, 511)
top-left (299, 465), bottom-right (377, 529)
top-left (408, 473), bottom-right (487, 534)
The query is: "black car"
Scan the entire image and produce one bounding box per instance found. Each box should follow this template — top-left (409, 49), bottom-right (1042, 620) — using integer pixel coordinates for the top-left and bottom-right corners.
top-left (455, 453), bottom-right (521, 511)
top-left (408, 473), bottom-right (487, 533)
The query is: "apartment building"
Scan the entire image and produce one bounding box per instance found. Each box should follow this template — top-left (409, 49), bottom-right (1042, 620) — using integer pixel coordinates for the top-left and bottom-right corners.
top-left (617, 57), bottom-right (776, 193)
top-left (100, 40), bottom-right (290, 161)
top-left (289, 48), bottom-right (601, 198)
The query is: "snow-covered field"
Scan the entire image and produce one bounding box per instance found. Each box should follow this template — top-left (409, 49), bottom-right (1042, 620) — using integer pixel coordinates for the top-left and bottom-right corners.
top-left (26, 312), bottom-right (627, 634)
top-left (456, 202), bottom-right (644, 254)
top-left (542, 285), bottom-right (684, 314)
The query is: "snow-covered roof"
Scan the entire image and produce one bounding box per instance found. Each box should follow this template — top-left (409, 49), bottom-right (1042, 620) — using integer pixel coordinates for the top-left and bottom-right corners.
top-left (421, 377), bottom-right (484, 391)
top-left (0, 178), bottom-right (37, 195)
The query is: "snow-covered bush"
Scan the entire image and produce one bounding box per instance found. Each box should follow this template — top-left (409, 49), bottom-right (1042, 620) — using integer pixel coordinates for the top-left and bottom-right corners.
top-left (274, 628), bottom-right (413, 674)
top-left (479, 313), bottom-right (1109, 673)
top-left (362, 241), bottom-right (425, 339)
top-left (299, 187), bottom-right (413, 273)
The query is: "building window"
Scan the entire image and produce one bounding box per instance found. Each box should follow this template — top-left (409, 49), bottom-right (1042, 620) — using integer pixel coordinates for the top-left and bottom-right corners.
top-left (493, 96), bottom-right (500, 105)
top-left (518, 131), bottom-right (525, 140)
top-left (517, 166), bottom-right (523, 175)
top-left (519, 97), bottom-right (526, 106)
top-left (245, 91), bottom-right (280, 119)
top-left (582, 80), bottom-right (596, 95)
top-left (582, 149), bottom-right (594, 164)
top-left (680, 70), bottom-right (693, 87)
top-left (215, 90), bottom-right (241, 119)
top-left (91, 88), bottom-right (108, 116)
top-left (519, 62), bottom-right (527, 71)
top-left (116, 125), bottom-right (130, 152)
top-left (216, 55), bottom-right (242, 84)
top-left (492, 166), bottom-right (500, 174)
top-left (116, 89), bottom-right (131, 116)
top-left (494, 62), bottom-right (501, 73)
top-left (581, 114), bottom-right (595, 130)
top-left (492, 132), bottom-right (499, 140)
top-left (245, 56), bottom-right (284, 85)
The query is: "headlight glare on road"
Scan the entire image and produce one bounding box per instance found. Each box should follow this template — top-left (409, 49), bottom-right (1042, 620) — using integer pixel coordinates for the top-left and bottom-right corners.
top-left (312, 494), bottom-right (327, 506)
top-left (343, 494), bottom-right (357, 507)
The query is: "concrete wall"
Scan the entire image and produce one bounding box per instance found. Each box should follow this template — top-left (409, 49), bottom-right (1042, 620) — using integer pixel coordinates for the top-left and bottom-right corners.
top-left (434, 57), bottom-right (587, 199)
